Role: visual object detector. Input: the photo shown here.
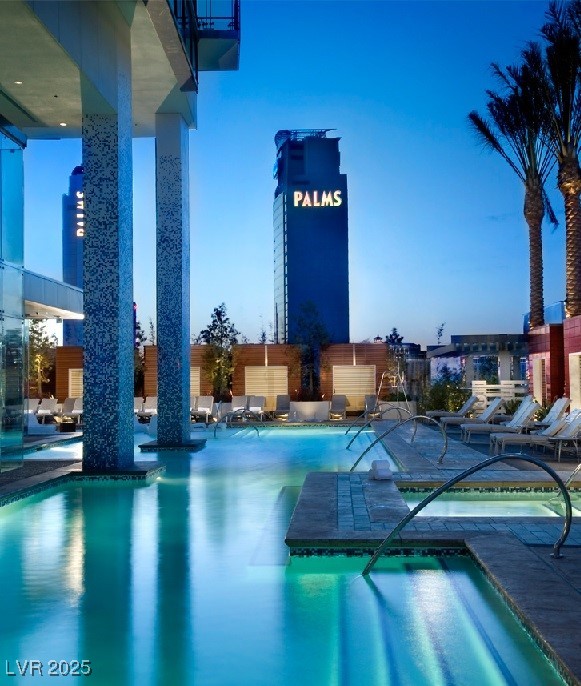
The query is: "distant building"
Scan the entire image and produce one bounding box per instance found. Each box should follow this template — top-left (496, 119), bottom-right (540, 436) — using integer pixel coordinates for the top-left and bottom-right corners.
top-left (273, 129), bottom-right (349, 344)
top-left (62, 165), bottom-right (84, 345)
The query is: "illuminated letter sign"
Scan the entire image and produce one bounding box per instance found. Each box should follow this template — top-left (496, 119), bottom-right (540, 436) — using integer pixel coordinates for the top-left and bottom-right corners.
top-left (75, 190), bottom-right (85, 237)
top-left (293, 190), bottom-right (342, 207)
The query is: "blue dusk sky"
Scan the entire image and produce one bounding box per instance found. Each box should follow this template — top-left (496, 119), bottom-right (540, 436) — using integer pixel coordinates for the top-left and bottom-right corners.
top-left (23, 0), bottom-right (563, 348)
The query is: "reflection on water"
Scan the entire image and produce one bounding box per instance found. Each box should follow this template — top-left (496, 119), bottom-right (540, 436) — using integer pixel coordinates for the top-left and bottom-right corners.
top-left (0, 428), bottom-right (566, 685)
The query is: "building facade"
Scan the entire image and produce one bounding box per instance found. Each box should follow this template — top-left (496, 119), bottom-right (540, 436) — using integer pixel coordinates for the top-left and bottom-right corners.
top-left (62, 165), bottom-right (84, 345)
top-left (273, 129), bottom-right (349, 344)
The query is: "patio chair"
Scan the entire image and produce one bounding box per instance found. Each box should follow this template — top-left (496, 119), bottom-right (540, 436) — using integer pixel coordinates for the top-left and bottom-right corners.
top-left (193, 395), bottom-right (214, 424)
top-left (491, 410), bottom-right (581, 460)
top-left (530, 397), bottom-right (570, 430)
top-left (329, 394), bottom-right (347, 421)
top-left (57, 397), bottom-right (77, 418)
top-left (231, 396), bottom-right (248, 412)
top-left (440, 397), bottom-right (503, 432)
top-left (364, 395), bottom-right (382, 420)
top-left (69, 398), bottom-right (83, 423)
top-left (273, 394), bottom-right (290, 421)
top-left (36, 397), bottom-right (59, 423)
top-left (137, 396), bottom-right (157, 419)
top-left (460, 399), bottom-right (540, 445)
top-left (134, 397), bottom-right (144, 414)
top-left (24, 398), bottom-right (41, 415)
top-left (426, 395), bottom-right (479, 421)
top-left (248, 395), bottom-right (266, 421)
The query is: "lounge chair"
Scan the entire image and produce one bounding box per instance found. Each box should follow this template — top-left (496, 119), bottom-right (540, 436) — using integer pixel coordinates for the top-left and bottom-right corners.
top-left (134, 397), bottom-right (144, 414)
top-left (531, 397), bottom-right (570, 430)
top-left (329, 394), bottom-right (347, 421)
top-left (248, 395), bottom-right (266, 421)
top-left (426, 395), bottom-right (479, 420)
top-left (193, 395), bottom-right (214, 423)
top-left (273, 395), bottom-right (290, 421)
top-left (24, 398), bottom-right (41, 415)
top-left (36, 398), bottom-right (59, 423)
top-left (440, 397), bottom-right (503, 432)
top-left (57, 397), bottom-right (77, 418)
top-left (137, 396), bottom-right (157, 419)
top-left (460, 399), bottom-right (540, 445)
top-left (364, 395), bottom-right (382, 420)
top-left (69, 398), bottom-right (83, 423)
top-left (231, 396), bottom-right (248, 413)
top-left (491, 410), bottom-right (581, 460)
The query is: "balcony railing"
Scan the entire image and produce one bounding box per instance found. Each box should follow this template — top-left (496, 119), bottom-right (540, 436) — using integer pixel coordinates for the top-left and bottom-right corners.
top-left (196, 0), bottom-right (240, 32)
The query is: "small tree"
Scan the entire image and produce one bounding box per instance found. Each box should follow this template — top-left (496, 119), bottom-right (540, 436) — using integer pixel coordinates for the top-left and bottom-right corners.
top-left (197, 303), bottom-right (240, 400)
top-left (26, 320), bottom-right (57, 398)
top-left (420, 364), bottom-right (469, 413)
top-left (293, 301), bottom-right (329, 399)
top-left (134, 319), bottom-right (146, 396)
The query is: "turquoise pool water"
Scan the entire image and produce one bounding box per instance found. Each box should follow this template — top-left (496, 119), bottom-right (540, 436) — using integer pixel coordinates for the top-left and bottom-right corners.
top-left (0, 427), bottom-right (566, 685)
top-left (402, 490), bottom-right (581, 517)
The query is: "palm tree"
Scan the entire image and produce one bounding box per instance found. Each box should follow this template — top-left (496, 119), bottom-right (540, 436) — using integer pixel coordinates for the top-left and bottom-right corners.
top-left (468, 61), bottom-right (557, 328)
top-left (527, 3), bottom-right (581, 317)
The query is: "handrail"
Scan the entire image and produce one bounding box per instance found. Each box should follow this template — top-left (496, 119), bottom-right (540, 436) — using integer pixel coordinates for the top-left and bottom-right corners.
top-left (362, 453), bottom-right (573, 575)
top-left (345, 405), bottom-right (412, 449)
top-left (349, 415), bottom-right (448, 471)
top-left (213, 409), bottom-right (261, 437)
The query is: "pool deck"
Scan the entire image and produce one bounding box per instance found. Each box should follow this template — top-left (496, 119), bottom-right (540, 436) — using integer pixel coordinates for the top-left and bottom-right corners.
top-left (286, 420), bottom-right (581, 686)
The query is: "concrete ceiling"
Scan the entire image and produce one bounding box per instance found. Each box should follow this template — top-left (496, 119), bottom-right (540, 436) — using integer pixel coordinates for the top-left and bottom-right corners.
top-left (0, 0), bottom-right (197, 140)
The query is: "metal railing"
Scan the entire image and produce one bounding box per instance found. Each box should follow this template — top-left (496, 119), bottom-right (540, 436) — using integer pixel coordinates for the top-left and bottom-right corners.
top-left (196, 0), bottom-right (240, 31)
top-left (362, 453), bottom-right (573, 575)
top-left (345, 405), bottom-right (413, 450)
top-left (349, 415), bottom-right (448, 471)
top-left (213, 409), bottom-right (261, 437)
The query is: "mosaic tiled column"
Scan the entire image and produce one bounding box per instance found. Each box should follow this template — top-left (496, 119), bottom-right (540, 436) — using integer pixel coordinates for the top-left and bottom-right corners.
top-left (82, 85), bottom-right (134, 470)
top-left (155, 113), bottom-right (191, 445)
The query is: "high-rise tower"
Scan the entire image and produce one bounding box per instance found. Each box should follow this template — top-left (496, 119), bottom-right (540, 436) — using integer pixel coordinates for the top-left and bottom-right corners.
top-left (62, 165), bottom-right (84, 345)
top-left (273, 129), bottom-right (349, 344)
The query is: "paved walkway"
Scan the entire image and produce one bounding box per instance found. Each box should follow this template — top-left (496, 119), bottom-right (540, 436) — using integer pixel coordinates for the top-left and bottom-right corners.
top-left (287, 420), bottom-right (581, 685)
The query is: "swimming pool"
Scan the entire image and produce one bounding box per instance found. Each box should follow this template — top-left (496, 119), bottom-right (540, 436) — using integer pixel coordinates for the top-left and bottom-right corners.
top-left (0, 427), bottom-right (567, 684)
top-left (401, 489), bottom-right (581, 517)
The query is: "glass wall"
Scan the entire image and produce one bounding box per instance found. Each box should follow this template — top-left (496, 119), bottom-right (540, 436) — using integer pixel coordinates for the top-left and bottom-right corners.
top-left (0, 130), bottom-right (25, 467)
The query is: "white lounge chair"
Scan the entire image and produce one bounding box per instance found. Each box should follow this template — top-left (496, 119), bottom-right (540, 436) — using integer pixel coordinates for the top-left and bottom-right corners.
top-left (531, 397), bottom-right (570, 430)
top-left (62, 398), bottom-right (83, 425)
top-left (137, 396), bottom-right (158, 419)
top-left (460, 399), bottom-right (540, 445)
top-left (193, 396), bottom-right (214, 423)
top-left (231, 396), bottom-right (248, 413)
top-left (36, 398), bottom-right (59, 423)
top-left (248, 395), bottom-right (266, 421)
top-left (134, 397), bottom-right (144, 414)
top-left (426, 395), bottom-right (479, 420)
top-left (440, 397), bottom-right (503, 432)
top-left (57, 397), bottom-right (77, 417)
top-left (492, 411), bottom-right (581, 460)
top-left (24, 398), bottom-right (41, 415)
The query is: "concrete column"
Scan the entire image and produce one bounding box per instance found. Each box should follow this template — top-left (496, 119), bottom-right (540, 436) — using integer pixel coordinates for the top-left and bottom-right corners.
top-left (464, 356), bottom-right (475, 384)
top-left (155, 113), bottom-right (190, 445)
top-left (82, 56), bottom-right (134, 470)
top-left (498, 351), bottom-right (511, 381)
